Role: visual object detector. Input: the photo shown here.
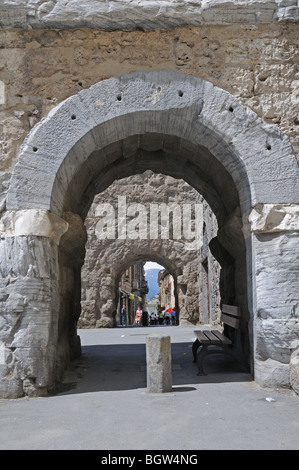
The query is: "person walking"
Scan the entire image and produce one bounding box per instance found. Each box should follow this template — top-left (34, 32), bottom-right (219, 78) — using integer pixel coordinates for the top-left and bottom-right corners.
top-left (135, 307), bottom-right (142, 325)
top-left (164, 310), bottom-right (170, 325)
top-left (121, 304), bottom-right (127, 326)
top-left (171, 308), bottom-right (176, 325)
top-left (150, 311), bottom-right (158, 325)
top-left (141, 310), bottom-right (148, 326)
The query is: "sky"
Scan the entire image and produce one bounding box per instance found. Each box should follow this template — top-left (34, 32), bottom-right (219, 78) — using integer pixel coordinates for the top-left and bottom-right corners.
top-left (144, 261), bottom-right (163, 271)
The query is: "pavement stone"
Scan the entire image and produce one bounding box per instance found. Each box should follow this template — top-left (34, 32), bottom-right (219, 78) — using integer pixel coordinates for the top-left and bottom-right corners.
top-left (1, 325), bottom-right (299, 451)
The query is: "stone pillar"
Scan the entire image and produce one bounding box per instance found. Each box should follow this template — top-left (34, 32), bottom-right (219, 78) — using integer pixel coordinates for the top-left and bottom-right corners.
top-left (146, 334), bottom-right (172, 393)
top-left (0, 209), bottom-right (68, 398)
top-left (243, 204), bottom-right (299, 389)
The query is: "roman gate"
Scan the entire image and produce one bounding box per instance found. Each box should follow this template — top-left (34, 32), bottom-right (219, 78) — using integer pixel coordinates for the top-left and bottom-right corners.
top-left (0, 1), bottom-right (298, 398)
top-left (79, 172), bottom-right (220, 329)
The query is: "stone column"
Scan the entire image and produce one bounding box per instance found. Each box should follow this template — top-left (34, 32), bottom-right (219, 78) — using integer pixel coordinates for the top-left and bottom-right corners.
top-left (146, 334), bottom-right (172, 393)
top-left (0, 209), bottom-right (68, 398)
top-left (243, 204), bottom-right (299, 389)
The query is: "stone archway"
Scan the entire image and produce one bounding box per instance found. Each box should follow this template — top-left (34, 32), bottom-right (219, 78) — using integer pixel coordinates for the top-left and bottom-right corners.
top-left (79, 170), bottom-right (220, 329)
top-left (1, 71), bottom-right (299, 397)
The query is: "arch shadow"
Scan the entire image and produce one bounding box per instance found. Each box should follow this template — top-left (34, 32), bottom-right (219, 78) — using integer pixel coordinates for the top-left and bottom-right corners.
top-left (53, 328), bottom-right (252, 396)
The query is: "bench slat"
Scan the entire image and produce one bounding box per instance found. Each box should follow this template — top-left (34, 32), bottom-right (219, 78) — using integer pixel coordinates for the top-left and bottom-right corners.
top-left (194, 330), bottom-right (210, 344)
top-left (211, 330), bottom-right (232, 345)
top-left (221, 312), bottom-right (239, 329)
top-left (203, 330), bottom-right (221, 344)
top-left (222, 304), bottom-right (240, 317)
top-left (194, 329), bottom-right (232, 345)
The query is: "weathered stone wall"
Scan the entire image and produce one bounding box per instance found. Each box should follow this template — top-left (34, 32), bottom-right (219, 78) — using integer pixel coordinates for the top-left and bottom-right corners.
top-left (1, 1), bottom-right (298, 30)
top-left (0, 68), bottom-right (297, 396)
top-left (80, 171), bottom-right (220, 328)
top-left (0, 22), bottom-right (298, 179)
top-left (0, 2), bottom-right (298, 397)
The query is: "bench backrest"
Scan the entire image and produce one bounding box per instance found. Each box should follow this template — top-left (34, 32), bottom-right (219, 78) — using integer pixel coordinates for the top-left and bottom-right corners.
top-left (221, 304), bottom-right (240, 329)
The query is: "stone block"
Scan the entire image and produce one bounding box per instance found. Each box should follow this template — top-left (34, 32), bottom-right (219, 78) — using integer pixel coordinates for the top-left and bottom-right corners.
top-left (2, 1), bottom-right (298, 30)
top-left (146, 334), bottom-right (172, 393)
top-left (254, 358), bottom-right (290, 388)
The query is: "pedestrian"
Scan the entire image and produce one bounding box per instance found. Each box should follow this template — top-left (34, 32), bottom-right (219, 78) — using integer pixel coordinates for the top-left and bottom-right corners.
top-left (150, 311), bottom-right (157, 325)
top-left (142, 310), bottom-right (148, 326)
top-left (121, 304), bottom-right (126, 326)
top-left (164, 310), bottom-right (170, 325)
top-left (135, 306), bottom-right (142, 325)
top-left (171, 308), bottom-right (176, 325)
top-left (158, 311), bottom-right (164, 325)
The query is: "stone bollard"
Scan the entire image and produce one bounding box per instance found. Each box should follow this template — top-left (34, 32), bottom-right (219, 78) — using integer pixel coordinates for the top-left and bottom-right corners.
top-left (146, 334), bottom-right (172, 393)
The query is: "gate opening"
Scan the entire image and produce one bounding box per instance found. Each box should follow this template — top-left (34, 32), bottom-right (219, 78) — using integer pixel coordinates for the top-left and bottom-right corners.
top-left (3, 71), bottom-right (298, 397)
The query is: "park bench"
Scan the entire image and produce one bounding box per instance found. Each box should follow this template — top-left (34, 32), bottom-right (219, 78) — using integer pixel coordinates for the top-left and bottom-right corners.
top-left (192, 304), bottom-right (247, 375)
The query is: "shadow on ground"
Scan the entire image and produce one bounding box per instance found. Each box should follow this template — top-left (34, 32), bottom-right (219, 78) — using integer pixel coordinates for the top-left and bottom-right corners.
top-left (55, 338), bottom-right (252, 396)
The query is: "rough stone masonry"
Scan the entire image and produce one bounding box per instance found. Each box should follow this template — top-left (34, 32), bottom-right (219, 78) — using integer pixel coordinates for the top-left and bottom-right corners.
top-left (0, 1), bottom-right (298, 398)
top-left (80, 171), bottom-right (220, 329)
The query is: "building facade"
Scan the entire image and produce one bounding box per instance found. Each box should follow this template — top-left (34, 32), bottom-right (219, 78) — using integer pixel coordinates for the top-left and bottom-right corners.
top-left (118, 263), bottom-right (148, 326)
top-left (158, 270), bottom-right (176, 314)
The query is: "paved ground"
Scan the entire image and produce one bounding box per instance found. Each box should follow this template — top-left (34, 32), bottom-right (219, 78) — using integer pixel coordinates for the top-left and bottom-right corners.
top-left (1, 325), bottom-right (299, 450)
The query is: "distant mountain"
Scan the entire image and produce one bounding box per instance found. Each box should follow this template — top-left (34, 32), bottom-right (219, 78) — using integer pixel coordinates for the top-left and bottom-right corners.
top-left (145, 268), bottom-right (160, 300)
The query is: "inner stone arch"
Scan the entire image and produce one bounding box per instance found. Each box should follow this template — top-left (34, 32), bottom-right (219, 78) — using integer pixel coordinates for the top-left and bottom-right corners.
top-left (2, 71), bottom-right (298, 398)
top-left (80, 170), bottom-right (220, 330)
top-left (82, 246), bottom-right (181, 330)
top-left (66, 137), bottom-right (239, 226)
top-left (81, 237), bottom-right (181, 330)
